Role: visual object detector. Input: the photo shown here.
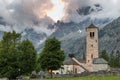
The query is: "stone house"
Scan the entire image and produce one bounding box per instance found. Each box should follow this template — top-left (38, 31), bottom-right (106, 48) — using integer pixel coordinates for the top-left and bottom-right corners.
top-left (53, 24), bottom-right (110, 74)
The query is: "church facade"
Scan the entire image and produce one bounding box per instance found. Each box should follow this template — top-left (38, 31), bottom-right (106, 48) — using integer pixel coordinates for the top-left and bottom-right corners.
top-left (53, 24), bottom-right (109, 74)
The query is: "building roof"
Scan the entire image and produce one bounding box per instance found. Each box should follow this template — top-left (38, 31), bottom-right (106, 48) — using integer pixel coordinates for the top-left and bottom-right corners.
top-left (75, 58), bottom-right (86, 63)
top-left (86, 23), bottom-right (98, 29)
top-left (93, 58), bottom-right (108, 64)
top-left (63, 58), bottom-right (78, 65)
top-left (63, 58), bottom-right (85, 65)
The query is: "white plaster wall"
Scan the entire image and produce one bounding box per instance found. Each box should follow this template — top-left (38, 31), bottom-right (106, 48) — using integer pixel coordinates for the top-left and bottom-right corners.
top-left (62, 65), bottom-right (74, 74)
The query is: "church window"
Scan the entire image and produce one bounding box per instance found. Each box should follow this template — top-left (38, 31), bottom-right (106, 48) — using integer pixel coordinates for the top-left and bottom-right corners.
top-left (90, 32), bottom-right (94, 38)
top-left (91, 54), bottom-right (93, 59)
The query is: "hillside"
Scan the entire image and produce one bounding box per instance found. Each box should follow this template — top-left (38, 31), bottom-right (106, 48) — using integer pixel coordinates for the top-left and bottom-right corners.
top-left (99, 17), bottom-right (120, 53)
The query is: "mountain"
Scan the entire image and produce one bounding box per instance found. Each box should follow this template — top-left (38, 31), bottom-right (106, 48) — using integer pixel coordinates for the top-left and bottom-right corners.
top-left (99, 17), bottom-right (120, 53)
top-left (0, 4), bottom-right (118, 57)
top-left (0, 16), bottom-right (114, 56)
top-left (21, 28), bottom-right (47, 48)
top-left (57, 17), bottom-right (120, 58)
top-left (77, 4), bottom-right (102, 15)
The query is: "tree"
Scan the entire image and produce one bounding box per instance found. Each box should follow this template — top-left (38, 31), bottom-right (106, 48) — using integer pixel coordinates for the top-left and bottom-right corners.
top-left (0, 31), bottom-right (37, 79)
top-left (100, 49), bottom-right (109, 61)
top-left (109, 50), bottom-right (115, 67)
top-left (18, 39), bottom-right (37, 75)
top-left (69, 53), bottom-right (75, 58)
top-left (116, 50), bottom-right (120, 67)
top-left (39, 37), bottom-right (65, 78)
top-left (109, 50), bottom-right (120, 67)
top-left (0, 31), bottom-right (21, 79)
top-left (35, 57), bottom-right (41, 73)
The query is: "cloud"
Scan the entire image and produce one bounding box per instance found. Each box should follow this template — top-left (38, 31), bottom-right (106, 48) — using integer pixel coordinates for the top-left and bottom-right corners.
top-left (62, 0), bottom-right (120, 23)
top-left (0, 0), bottom-right (120, 33)
top-left (62, 0), bottom-right (91, 22)
top-left (0, 0), bottom-right (54, 33)
top-left (10, 0), bottom-right (53, 24)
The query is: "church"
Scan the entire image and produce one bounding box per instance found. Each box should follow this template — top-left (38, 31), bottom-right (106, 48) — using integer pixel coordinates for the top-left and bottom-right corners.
top-left (53, 24), bottom-right (110, 74)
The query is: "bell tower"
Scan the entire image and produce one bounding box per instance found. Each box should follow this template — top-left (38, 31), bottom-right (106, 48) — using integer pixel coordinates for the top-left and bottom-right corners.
top-left (86, 24), bottom-right (99, 66)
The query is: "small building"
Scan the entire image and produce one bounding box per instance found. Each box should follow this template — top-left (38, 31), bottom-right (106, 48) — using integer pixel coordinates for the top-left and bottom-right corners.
top-left (93, 58), bottom-right (109, 72)
top-left (62, 58), bottom-right (85, 74)
top-left (53, 24), bottom-right (110, 74)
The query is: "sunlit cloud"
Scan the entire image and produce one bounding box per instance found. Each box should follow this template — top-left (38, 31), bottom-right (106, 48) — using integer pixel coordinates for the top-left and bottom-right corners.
top-left (46, 0), bottom-right (65, 22)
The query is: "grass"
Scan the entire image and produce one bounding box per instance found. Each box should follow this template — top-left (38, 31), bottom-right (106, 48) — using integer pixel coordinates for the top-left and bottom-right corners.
top-left (32, 76), bottom-right (120, 80)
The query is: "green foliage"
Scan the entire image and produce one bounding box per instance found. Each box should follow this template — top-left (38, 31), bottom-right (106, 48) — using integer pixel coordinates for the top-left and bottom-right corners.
top-left (100, 49), bottom-right (120, 68)
top-left (109, 50), bottom-right (120, 67)
top-left (18, 39), bottom-right (37, 75)
top-left (0, 31), bottom-right (21, 79)
top-left (0, 31), bottom-right (37, 79)
top-left (100, 50), bottom-right (109, 61)
top-left (68, 53), bottom-right (75, 58)
top-left (35, 55), bottom-right (42, 73)
top-left (39, 37), bottom-right (65, 77)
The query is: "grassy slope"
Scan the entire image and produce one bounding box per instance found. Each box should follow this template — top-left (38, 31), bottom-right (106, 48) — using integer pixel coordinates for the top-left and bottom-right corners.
top-left (32, 76), bottom-right (120, 80)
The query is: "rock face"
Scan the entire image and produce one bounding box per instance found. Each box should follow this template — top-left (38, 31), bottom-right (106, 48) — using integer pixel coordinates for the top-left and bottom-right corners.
top-left (77, 4), bottom-right (103, 15)
top-left (60, 17), bottom-right (120, 57)
top-left (99, 17), bottom-right (120, 53)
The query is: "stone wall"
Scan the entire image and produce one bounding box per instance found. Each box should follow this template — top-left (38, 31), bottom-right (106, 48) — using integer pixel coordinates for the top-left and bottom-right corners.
top-left (53, 71), bottom-right (120, 78)
top-left (93, 64), bottom-right (110, 72)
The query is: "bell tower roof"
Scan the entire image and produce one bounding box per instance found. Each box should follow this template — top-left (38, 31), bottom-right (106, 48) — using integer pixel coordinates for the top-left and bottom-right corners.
top-left (87, 23), bottom-right (98, 28)
top-left (86, 23), bottom-right (98, 30)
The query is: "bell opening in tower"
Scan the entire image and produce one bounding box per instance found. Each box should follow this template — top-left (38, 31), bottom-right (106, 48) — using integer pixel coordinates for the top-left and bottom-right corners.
top-left (90, 32), bottom-right (94, 38)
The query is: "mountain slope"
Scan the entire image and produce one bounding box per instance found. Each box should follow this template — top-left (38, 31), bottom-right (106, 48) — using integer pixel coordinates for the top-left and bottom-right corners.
top-left (60, 17), bottom-right (120, 58)
top-left (99, 17), bottom-right (120, 53)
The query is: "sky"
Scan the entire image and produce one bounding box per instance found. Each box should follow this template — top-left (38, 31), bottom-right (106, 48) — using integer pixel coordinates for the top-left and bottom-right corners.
top-left (0, 0), bottom-right (120, 33)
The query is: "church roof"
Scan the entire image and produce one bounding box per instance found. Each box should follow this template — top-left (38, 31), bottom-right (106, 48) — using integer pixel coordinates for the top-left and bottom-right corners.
top-left (87, 23), bottom-right (98, 29)
top-left (75, 58), bottom-right (86, 63)
top-left (63, 58), bottom-right (85, 65)
top-left (63, 58), bottom-right (78, 65)
top-left (93, 58), bottom-right (108, 64)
